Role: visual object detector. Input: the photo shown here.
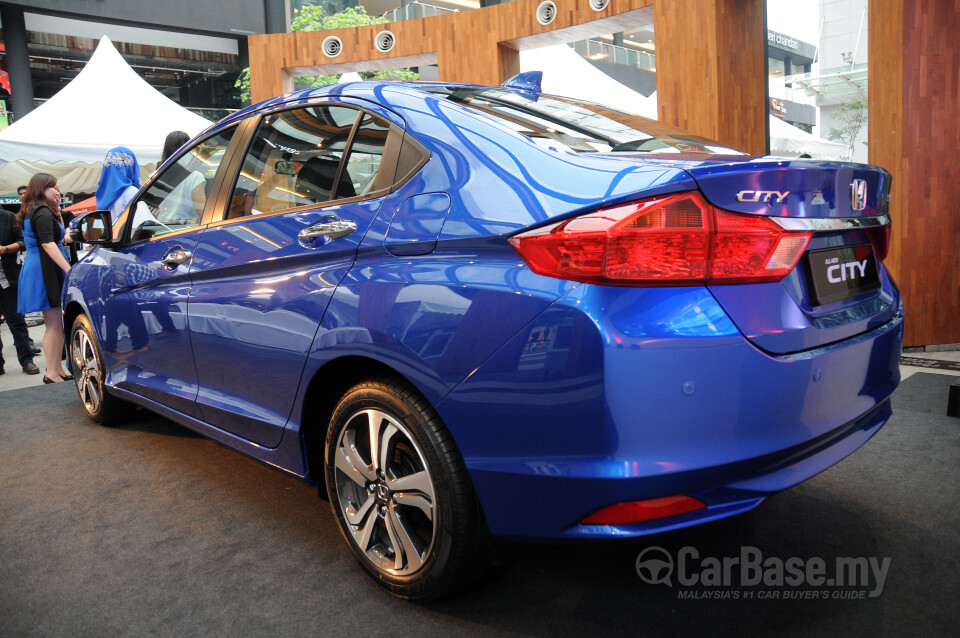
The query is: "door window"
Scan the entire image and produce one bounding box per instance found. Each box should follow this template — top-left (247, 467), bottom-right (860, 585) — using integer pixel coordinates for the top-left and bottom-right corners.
top-left (129, 128), bottom-right (236, 242)
top-left (226, 105), bottom-right (392, 220)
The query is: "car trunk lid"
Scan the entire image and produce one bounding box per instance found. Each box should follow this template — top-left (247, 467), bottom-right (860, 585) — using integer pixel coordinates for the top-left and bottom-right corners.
top-left (685, 158), bottom-right (896, 355)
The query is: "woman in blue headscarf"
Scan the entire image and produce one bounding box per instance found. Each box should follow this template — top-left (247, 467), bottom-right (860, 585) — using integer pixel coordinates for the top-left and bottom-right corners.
top-left (95, 146), bottom-right (141, 223)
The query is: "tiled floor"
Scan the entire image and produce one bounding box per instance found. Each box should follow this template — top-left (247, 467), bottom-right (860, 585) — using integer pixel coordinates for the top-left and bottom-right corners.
top-left (0, 323), bottom-right (49, 391)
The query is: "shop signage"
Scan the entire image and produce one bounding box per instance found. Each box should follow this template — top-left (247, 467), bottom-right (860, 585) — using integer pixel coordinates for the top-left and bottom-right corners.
top-left (768, 30), bottom-right (799, 51)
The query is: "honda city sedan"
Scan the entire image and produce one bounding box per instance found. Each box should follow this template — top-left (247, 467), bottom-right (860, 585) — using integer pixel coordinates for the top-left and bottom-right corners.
top-left (64, 76), bottom-right (902, 600)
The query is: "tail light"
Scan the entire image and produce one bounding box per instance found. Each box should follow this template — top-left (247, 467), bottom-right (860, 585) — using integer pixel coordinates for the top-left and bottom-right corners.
top-left (866, 224), bottom-right (890, 261)
top-left (508, 191), bottom-right (814, 286)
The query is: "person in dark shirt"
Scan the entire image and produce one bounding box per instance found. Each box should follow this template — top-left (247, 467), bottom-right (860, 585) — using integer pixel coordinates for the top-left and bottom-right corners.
top-left (0, 205), bottom-right (41, 375)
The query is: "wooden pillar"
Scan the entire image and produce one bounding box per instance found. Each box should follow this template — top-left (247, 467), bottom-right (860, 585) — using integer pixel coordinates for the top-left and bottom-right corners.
top-left (870, 0), bottom-right (960, 346)
top-left (654, 0), bottom-right (767, 156)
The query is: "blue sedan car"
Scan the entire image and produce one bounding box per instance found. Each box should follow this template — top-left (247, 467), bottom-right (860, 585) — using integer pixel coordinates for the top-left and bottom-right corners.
top-left (65, 77), bottom-right (902, 600)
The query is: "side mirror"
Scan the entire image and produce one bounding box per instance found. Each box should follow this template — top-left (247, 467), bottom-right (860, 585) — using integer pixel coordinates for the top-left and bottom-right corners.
top-left (70, 210), bottom-right (113, 244)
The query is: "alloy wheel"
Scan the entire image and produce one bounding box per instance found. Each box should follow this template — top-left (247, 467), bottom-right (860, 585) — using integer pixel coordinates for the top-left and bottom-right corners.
top-left (71, 327), bottom-right (102, 415)
top-left (332, 408), bottom-right (437, 576)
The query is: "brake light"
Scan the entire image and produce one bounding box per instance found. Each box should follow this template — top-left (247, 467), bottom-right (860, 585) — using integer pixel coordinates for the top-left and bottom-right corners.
top-left (508, 191), bottom-right (813, 285)
top-left (866, 224), bottom-right (890, 261)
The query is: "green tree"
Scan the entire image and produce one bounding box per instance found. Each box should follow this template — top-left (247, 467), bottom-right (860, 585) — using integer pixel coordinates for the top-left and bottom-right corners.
top-left (826, 99), bottom-right (867, 161)
top-left (234, 5), bottom-right (418, 104)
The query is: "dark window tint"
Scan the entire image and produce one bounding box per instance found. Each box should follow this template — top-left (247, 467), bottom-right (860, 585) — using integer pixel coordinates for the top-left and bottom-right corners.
top-left (227, 105), bottom-right (392, 220)
top-left (227, 105), bottom-right (357, 219)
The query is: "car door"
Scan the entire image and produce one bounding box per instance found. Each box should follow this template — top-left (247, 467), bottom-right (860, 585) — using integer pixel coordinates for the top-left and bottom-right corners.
top-left (186, 102), bottom-right (403, 447)
top-left (96, 126), bottom-right (241, 417)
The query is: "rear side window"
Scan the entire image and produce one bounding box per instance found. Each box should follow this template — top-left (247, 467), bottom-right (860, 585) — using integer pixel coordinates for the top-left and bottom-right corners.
top-left (226, 105), bottom-right (395, 220)
top-left (341, 112), bottom-right (391, 197)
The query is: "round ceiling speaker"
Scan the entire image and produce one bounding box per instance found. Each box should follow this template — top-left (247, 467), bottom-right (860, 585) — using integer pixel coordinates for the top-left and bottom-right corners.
top-left (589, 0), bottom-right (610, 11)
top-left (374, 30), bottom-right (395, 53)
top-left (322, 36), bottom-right (343, 58)
top-left (536, 1), bottom-right (557, 26)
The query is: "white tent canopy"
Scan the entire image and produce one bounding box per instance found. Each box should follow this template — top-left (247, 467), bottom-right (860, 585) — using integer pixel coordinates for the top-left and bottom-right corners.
top-left (519, 45), bottom-right (844, 159)
top-left (0, 36), bottom-right (211, 193)
top-left (768, 114), bottom-right (847, 160)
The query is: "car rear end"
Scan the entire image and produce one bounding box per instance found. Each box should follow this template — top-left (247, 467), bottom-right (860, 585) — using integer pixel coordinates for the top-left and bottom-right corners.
top-left (468, 157), bottom-right (902, 540)
top-left (398, 84), bottom-right (901, 541)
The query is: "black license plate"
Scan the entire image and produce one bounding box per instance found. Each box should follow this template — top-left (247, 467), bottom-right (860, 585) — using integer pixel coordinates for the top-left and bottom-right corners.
top-left (805, 244), bottom-right (881, 306)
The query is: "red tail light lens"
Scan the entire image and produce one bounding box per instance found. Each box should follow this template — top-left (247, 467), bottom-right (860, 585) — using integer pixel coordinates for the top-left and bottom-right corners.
top-left (581, 495), bottom-right (706, 525)
top-left (508, 191), bottom-right (813, 285)
top-left (866, 224), bottom-right (890, 261)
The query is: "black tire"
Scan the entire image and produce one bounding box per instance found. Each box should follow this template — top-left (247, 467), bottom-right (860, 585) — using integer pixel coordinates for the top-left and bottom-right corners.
top-left (325, 377), bottom-right (488, 601)
top-left (70, 314), bottom-right (134, 426)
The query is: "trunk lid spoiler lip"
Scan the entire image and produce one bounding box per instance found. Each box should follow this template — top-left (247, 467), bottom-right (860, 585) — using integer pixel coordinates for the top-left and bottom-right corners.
top-left (590, 155), bottom-right (891, 220)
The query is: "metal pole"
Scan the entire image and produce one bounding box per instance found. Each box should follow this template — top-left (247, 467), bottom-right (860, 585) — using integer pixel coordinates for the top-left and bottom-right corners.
top-left (851, 5), bottom-right (866, 71)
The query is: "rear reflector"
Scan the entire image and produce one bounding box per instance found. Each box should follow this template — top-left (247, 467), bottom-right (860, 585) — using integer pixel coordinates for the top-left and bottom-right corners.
top-left (508, 191), bottom-right (813, 285)
top-left (581, 495), bottom-right (706, 526)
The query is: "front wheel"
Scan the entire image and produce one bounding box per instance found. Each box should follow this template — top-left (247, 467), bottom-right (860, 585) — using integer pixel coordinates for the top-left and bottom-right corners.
top-left (70, 314), bottom-right (133, 426)
top-left (325, 377), bottom-right (488, 600)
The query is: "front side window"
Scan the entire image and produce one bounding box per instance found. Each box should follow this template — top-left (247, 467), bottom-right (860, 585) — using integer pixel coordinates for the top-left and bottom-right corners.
top-left (226, 105), bottom-right (392, 220)
top-left (129, 128), bottom-right (236, 242)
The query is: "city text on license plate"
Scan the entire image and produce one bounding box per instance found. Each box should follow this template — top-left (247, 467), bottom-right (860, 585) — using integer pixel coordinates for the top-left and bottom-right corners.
top-left (805, 244), bottom-right (881, 306)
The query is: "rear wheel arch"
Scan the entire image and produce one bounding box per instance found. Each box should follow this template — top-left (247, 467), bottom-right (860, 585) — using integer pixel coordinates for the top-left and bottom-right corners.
top-left (300, 356), bottom-right (419, 485)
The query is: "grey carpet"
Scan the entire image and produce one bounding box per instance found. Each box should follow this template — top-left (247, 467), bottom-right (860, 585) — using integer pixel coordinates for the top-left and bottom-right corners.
top-left (1, 373), bottom-right (958, 637)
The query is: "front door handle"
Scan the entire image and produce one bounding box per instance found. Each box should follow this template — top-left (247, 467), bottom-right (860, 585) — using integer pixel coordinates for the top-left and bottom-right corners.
top-left (161, 248), bottom-right (192, 268)
top-left (298, 220), bottom-right (357, 243)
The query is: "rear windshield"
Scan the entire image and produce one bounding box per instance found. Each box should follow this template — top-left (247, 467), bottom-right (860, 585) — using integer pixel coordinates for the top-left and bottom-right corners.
top-left (421, 86), bottom-right (746, 155)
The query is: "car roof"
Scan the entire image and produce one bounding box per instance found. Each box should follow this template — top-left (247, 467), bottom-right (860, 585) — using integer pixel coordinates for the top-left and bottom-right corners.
top-left (219, 80), bottom-right (517, 128)
top-left (223, 80), bottom-right (472, 122)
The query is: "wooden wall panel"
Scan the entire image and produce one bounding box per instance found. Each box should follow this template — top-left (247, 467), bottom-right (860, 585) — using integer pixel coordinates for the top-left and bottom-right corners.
top-left (249, 0), bottom-right (657, 98)
top-left (869, 0), bottom-right (903, 288)
top-left (249, 0), bottom-right (767, 155)
top-left (716, 1), bottom-right (767, 156)
top-left (870, 0), bottom-right (960, 346)
top-left (654, 0), bottom-right (766, 156)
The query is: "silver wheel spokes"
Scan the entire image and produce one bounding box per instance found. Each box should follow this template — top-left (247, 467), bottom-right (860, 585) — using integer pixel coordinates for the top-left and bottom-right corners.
top-left (71, 329), bottom-right (102, 414)
top-left (334, 408), bottom-right (436, 576)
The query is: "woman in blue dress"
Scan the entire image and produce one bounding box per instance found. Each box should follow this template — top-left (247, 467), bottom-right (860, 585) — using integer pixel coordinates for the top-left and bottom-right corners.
top-left (17, 173), bottom-right (73, 384)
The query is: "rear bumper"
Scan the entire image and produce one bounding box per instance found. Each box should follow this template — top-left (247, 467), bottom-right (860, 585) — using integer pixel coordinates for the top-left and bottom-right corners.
top-left (440, 286), bottom-right (903, 541)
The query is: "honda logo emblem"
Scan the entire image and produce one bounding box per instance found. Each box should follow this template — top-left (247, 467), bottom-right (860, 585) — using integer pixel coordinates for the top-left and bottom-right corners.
top-left (851, 179), bottom-right (868, 211)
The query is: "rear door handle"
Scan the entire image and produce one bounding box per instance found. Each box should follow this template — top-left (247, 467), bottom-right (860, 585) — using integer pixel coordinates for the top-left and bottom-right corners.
top-left (298, 220), bottom-right (357, 243)
top-left (161, 248), bottom-right (192, 268)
